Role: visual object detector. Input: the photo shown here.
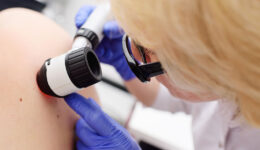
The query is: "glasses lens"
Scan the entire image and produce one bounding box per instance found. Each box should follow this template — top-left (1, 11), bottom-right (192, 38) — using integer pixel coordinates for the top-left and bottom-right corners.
top-left (123, 34), bottom-right (165, 82)
top-left (126, 38), bottom-right (146, 64)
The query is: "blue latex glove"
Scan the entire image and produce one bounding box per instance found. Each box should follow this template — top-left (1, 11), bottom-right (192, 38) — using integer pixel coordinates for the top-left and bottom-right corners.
top-left (65, 93), bottom-right (141, 150)
top-left (75, 5), bottom-right (136, 81)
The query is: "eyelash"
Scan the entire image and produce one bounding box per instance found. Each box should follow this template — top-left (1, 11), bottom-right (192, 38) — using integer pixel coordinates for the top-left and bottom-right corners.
top-left (143, 48), bottom-right (153, 57)
top-left (133, 40), bottom-right (154, 57)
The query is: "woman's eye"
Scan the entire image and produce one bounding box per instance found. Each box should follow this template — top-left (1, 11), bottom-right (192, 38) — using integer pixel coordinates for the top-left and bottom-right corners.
top-left (132, 40), bottom-right (154, 63)
top-left (143, 49), bottom-right (152, 63)
top-left (143, 48), bottom-right (152, 56)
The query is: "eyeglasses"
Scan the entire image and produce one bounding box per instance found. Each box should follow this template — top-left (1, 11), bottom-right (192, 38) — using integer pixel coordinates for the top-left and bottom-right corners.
top-left (122, 34), bottom-right (164, 82)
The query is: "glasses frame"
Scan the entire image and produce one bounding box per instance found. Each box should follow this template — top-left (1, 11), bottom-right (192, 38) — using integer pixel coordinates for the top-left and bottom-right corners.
top-left (122, 34), bottom-right (164, 82)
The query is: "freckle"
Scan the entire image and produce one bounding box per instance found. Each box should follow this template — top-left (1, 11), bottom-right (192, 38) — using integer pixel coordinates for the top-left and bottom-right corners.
top-left (56, 114), bottom-right (60, 119)
top-left (19, 98), bottom-right (23, 102)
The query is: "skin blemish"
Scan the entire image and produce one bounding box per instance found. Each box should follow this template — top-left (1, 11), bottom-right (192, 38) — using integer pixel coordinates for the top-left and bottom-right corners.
top-left (19, 98), bottom-right (23, 102)
top-left (56, 114), bottom-right (60, 119)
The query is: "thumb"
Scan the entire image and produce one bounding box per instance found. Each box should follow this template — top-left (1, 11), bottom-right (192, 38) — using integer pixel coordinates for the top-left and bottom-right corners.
top-left (64, 93), bottom-right (115, 136)
top-left (75, 5), bottom-right (96, 29)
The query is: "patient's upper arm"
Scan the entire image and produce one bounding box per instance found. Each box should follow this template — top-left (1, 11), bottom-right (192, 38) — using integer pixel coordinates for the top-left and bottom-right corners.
top-left (0, 8), bottom-right (98, 150)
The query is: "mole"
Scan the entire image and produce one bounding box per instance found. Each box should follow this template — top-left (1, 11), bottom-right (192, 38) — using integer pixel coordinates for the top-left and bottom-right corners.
top-left (56, 114), bottom-right (60, 119)
top-left (19, 98), bottom-right (23, 102)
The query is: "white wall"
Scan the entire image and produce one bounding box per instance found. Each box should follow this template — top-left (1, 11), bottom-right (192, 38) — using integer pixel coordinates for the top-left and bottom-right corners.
top-left (43, 0), bottom-right (104, 35)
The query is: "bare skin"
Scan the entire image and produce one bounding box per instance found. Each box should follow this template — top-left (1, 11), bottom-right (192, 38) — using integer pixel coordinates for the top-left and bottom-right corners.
top-left (0, 8), bottom-right (99, 150)
top-left (125, 78), bottom-right (160, 106)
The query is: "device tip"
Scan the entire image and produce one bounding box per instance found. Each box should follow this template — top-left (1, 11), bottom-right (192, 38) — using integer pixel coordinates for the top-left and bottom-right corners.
top-left (36, 61), bottom-right (61, 98)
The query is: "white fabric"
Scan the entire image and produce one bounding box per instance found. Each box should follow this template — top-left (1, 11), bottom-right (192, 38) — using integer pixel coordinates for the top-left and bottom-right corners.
top-left (152, 84), bottom-right (260, 150)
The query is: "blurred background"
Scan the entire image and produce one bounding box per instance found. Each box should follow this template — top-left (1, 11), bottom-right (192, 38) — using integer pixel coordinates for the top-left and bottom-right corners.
top-left (3, 0), bottom-right (194, 149)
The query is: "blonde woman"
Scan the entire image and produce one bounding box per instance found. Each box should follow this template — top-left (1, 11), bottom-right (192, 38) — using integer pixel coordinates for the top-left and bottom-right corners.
top-left (65, 1), bottom-right (260, 150)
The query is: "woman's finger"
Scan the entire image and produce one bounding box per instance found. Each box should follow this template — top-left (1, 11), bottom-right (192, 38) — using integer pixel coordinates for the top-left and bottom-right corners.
top-left (103, 21), bottom-right (124, 39)
top-left (65, 93), bottom-right (115, 136)
top-left (75, 5), bottom-right (96, 29)
top-left (76, 118), bottom-right (104, 147)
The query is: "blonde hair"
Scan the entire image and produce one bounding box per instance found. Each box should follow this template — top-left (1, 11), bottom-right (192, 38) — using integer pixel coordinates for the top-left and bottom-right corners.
top-left (111, 0), bottom-right (260, 126)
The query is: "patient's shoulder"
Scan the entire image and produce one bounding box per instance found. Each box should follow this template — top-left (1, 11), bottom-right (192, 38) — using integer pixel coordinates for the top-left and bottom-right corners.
top-left (0, 8), bottom-right (73, 103)
top-left (0, 8), bottom-right (72, 61)
top-left (0, 8), bottom-right (77, 150)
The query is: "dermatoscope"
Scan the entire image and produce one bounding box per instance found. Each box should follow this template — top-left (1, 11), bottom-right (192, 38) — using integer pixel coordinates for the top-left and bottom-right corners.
top-left (37, 3), bottom-right (112, 97)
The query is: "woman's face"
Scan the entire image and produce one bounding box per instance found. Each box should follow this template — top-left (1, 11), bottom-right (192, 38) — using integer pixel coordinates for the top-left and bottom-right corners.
top-left (131, 42), bottom-right (218, 102)
top-left (156, 74), bottom-right (218, 102)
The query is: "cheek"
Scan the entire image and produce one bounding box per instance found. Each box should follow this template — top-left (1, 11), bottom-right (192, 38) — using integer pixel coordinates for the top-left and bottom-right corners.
top-left (156, 75), bottom-right (170, 87)
top-left (156, 74), bottom-right (217, 102)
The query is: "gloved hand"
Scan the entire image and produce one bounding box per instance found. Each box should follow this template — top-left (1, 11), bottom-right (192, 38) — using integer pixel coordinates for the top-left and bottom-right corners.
top-left (75, 5), bottom-right (136, 81)
top-left (65, 93), bottom-right (141, 150)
